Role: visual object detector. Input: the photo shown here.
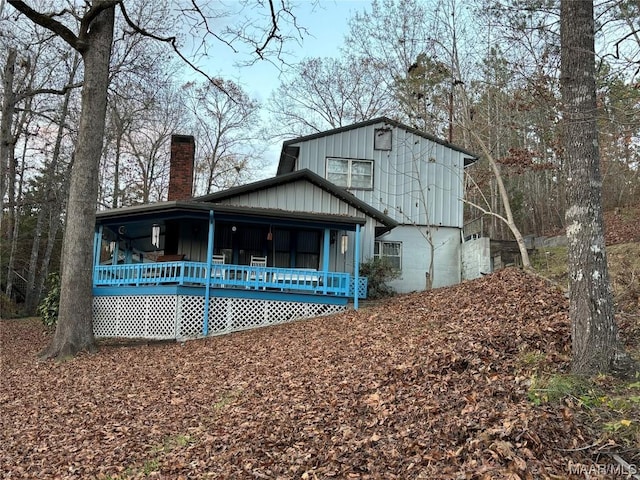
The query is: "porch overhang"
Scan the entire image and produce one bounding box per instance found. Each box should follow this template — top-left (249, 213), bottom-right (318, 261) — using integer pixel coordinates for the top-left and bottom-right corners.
top-left (96, 201), bottom-right (368, 231)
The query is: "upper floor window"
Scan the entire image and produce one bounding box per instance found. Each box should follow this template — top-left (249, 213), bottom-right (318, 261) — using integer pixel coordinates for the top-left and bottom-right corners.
top-left (326, 157), bottom-right (373, 189)
top-left (374, 128), bottom-right (392, 150)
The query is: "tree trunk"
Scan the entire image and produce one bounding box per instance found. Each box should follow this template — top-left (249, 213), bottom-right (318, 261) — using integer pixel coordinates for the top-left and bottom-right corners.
top-left (112, 129), bottom-right (121, 208)
top-left (560, 0), bottom-right (636, 378)
top-left (35, 200), bottom-right (65, 306)
top-left (4, 144), bottom-right (17, 292)
top-left (24, 195), bottom-right (45, 311)
top-left (5, 134), bottom-right (28, 300)
top-left (40, 5), bottom-right (115, 360)
top-left (0, 48), bottom-right (16, 230)
top-left (5, 54), bottom-right (32, 302)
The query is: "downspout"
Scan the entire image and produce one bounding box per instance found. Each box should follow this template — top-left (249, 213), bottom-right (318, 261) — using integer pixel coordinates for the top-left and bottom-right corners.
top-left (354, 224), bottom-right (360, 310)
top-left (322, 228), bottom-right (330, 294)
top-left (202, 210), bottom-right (215, 336)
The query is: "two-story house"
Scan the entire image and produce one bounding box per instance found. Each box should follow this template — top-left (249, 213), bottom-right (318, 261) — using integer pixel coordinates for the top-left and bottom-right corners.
top-left (91, 118), bottom-right (477, 340)
top-left (276, 117), bottom-right (478, 292)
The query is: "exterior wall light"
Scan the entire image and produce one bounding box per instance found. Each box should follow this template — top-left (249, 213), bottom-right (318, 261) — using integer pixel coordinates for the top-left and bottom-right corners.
top-left (151, 224), bottom-right (161, 248)
top-left (341, 234), bottom-right (349, 254)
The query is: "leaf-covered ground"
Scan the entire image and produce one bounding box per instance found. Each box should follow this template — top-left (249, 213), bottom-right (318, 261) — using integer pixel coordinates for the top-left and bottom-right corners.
top-left (604, 205), bottom-right (640, 246)
top-left (1, 269), bottom-right (638, 479)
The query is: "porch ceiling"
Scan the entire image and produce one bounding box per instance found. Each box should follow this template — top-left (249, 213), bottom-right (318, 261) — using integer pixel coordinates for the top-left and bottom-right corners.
top-left (96, 201), bottom-right (368, 233)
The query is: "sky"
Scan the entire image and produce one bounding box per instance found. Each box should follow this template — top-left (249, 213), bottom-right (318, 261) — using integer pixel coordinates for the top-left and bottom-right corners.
top-left (213, 0), bottom-right (367, 102)
top-left (200, 0), bottom-right (371, 176)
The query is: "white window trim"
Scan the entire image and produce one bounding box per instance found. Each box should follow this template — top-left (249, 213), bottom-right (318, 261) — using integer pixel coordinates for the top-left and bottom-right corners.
top-left (374, 240), bottom-right (402, 271)
top-left (326, 157), bottom-right (373, 189)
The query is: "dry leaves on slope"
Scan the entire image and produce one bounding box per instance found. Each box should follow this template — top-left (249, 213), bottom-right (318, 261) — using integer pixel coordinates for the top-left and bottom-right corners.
top-left (1, 268), bottom-right (631, 479)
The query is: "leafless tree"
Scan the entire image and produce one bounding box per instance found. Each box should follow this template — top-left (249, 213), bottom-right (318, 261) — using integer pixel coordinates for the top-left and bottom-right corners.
top-left (267, 56), bottom-right (394, 138)
top-left (183, 80), bottom-right (266, 194)
top-left (1, 12), bottom-right (81, 310)
top-left (5, 0), bottom-right (304, 360)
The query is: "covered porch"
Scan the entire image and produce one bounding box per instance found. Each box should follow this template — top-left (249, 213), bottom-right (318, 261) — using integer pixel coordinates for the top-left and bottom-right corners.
top-left (92, 202), bottom-right (369, 340)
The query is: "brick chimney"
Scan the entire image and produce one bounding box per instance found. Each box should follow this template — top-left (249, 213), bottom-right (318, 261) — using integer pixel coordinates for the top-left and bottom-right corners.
top-left (168, 134), bottom-right (195, 201)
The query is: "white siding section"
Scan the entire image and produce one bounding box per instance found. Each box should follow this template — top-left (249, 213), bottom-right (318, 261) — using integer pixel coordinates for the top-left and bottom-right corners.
top-left (291, 120), bottom-right (467, 228)
top-left (378, 226), bottom-right (462, 293)
top-left (461, 237), bottom-right (492, 280)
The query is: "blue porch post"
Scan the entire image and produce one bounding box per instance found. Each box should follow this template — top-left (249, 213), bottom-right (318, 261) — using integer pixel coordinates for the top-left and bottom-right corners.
top-left (93, 225), bottom-right (103, 286)
top-left (203, 210), bottom-right (215, 336)
top-left (354, 224), bottom-right (360, 310)
top-left (111, 238), bottom-right (119, 265)
top-left (322, 228), bottom-right (330, 294)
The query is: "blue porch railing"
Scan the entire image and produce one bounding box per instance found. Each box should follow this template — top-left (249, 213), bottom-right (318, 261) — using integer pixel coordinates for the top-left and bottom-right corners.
top-left (94, 262), bottom-right (367, 298)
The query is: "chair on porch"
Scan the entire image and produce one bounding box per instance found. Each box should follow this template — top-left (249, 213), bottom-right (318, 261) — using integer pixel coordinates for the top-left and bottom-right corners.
top-left (246, 255), bottom-right (268, 287)
top-left (250, 255), bottom-right (267, 267)
top-left (211, 254), bottom-right (226, 286)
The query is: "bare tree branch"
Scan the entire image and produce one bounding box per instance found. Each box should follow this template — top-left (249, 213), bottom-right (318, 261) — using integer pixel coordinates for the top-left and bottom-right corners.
top-left (117, 2), bottom-right (228, 96)
top-left (7, 0), bottom-right (80, 49)
top-left (255, 0), bottom-right (281, 59)
top-left (188, 0), bottom-right (237, 52)
top-left (16, 82), bottom-right (83, 102)
top-left (461, 198), bottom-right (510, 226)
top-left (7, 0), bottom-right (120, 52)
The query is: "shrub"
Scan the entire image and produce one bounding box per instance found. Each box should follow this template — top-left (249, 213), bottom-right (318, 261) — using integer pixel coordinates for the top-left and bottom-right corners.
top-left (359, 258), bottom-right (400, 299)
top-left (37, 273), bottom-right (60, 328)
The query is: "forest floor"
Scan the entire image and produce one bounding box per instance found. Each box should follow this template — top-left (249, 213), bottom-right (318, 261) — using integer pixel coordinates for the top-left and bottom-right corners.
top-left (1, 207), bottom-right (639, 479)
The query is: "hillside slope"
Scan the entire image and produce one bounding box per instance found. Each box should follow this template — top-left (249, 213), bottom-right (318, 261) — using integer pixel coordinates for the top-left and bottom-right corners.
top-left (2, 268), bottom-right (638, 479)
top-left (604, 205), bottom-right (640, 246)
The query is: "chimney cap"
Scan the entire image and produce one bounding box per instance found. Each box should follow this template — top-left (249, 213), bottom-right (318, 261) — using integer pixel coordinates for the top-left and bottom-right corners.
top-left (171, 134), bottom-right (195, 144)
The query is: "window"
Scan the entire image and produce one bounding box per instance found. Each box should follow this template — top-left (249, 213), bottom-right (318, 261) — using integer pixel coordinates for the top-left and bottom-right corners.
top-left (374, 241), bottom-right (402, 270)
top-left (273, 229), bottom-right (291, 267)
top-left (295, 230), bottom-right (320, 269)
top-left (272, 229), bottom-right (320, 269)
top-left (326, 158), bottom-right (348, 186)
top-left (374, 128), bottom-right (392, 150)
top-left (326, 157), bottom-right (373, 189)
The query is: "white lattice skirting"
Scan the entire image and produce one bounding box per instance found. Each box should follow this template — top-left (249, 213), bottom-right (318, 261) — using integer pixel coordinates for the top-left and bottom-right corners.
top-left (93, 295), bottom-right (346, 340)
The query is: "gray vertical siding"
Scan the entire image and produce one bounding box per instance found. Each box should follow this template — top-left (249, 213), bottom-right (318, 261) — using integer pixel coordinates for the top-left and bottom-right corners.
top-left (214, 180), bottom-right (373, 219)
top-left (178, 220), bottom-right (208, 261)
top-left (208, 179), bottom-right (385, 277)
top-left (291, 120), bottom-right (466, 228)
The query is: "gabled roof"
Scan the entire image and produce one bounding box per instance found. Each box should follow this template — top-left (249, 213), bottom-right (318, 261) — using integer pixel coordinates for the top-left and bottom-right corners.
top-left (194, 168), bottom-right (398, 229)
top-left (277, 116), bottom-right (478, 175)
top-left (96, 170), bottom-right (398, 235)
